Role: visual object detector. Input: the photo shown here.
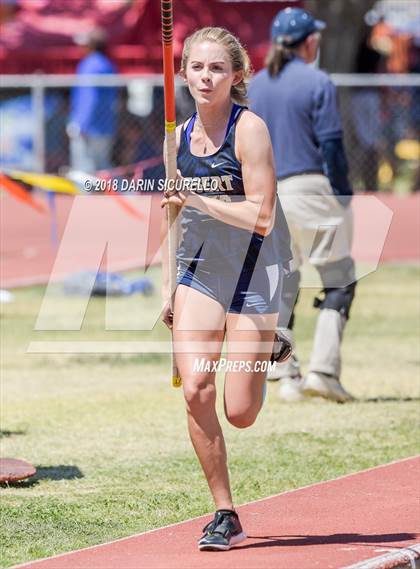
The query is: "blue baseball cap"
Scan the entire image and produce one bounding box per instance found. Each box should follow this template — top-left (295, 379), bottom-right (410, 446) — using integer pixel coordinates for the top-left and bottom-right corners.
top-left (271, 7), bottom-right (326, 47)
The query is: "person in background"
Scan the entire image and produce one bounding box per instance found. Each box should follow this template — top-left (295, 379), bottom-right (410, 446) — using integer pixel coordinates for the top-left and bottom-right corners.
top-left (368, 12), bottom-right (419, 189)
top-left (350, 23), bottom-right (383, 193)
top-left (249, 7), bottom-right (356, 403)
top-left (67, 27), bottom-right (118, 174)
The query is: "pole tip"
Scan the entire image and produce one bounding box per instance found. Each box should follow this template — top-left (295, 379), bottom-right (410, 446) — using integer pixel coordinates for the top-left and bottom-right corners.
top-left (172, 376), bottom-right (182, 388)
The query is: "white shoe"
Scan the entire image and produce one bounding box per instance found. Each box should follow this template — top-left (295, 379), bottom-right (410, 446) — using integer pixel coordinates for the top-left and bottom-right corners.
top-left (303, 372), bottom-right (354, 403)
top-left (266, 353), bottom-right (300, 382)
top-left (266, 362), bottom-right (282, 381)
top-left (278, 376), bottom-right (306, 402)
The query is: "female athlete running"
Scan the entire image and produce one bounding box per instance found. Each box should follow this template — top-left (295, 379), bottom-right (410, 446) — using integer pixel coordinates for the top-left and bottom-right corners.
top-left (161, 27), bottom-right (292, 551)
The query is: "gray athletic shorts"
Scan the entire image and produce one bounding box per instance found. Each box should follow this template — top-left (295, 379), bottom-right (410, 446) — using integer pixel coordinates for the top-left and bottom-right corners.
top-left (176, 260), bottom-right (283, 315)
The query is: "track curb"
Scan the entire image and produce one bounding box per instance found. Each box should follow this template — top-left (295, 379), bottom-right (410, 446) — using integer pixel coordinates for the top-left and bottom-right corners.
top-left (343, 543), bottom-right (420, 569)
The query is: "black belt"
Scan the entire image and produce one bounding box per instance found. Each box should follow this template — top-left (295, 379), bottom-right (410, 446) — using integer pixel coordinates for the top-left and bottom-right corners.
top-left (277, 170), bottom-right (324, 181)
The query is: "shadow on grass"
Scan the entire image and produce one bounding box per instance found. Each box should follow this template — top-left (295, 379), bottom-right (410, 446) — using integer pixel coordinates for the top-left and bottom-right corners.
top-left (357, 397), bottom-right (420, 403)
top-left (0, 430), bottom-right (26, 438)
top-left (3, 465), bottom-right (84, 488)
top-left (237, 532), bottom-right (418, 550)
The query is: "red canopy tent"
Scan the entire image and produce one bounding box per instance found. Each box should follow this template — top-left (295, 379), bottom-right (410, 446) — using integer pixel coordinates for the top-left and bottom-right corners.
top-left (0, 0), bottom-right (301, 74)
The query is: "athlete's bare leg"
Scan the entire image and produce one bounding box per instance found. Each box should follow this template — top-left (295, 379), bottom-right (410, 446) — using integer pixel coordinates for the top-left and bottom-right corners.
top-left (224, 312), bottom-right (278, 427)
top-left (173, 285), bottom-right (233, 510)
top-left (173, 285), bottom-right (278, 510)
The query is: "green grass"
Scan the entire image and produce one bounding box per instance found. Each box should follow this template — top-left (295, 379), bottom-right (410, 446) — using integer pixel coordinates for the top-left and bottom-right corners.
top-left (1, 264), bottom-right (419, 568)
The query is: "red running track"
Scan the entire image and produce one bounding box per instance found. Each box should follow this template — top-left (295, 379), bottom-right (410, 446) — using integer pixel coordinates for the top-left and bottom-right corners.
top-left (12, 456), bottom-right (420, 569)
top-left (0, 192), bottom-right (162, 289)
top-left (1, 193), bottom-right (419, 289)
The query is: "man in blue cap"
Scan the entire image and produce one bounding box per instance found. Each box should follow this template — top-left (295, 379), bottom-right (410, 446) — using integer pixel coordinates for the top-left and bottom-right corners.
top-left (249, 7), bottom-right (356, 403)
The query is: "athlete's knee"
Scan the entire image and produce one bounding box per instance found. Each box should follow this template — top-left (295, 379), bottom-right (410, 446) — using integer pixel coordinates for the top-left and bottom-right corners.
top-left (183, 378), bottom-right (216, 413)
top-left (225, 407), bottom-right (258, 429)
top-left (314, 257), bottom-right (356, 319)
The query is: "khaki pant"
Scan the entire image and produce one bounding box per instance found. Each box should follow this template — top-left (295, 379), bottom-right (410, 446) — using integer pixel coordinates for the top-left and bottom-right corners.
top-left (276, 174), bottom-right (354, 379)
top-left (278, 174), bottom-right (353, 271)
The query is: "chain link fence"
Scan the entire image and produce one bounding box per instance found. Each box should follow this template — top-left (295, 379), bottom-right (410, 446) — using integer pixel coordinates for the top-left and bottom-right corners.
top-left (334, 74), bottom-right (420, 193)
top-left (0, 75), bottom-right (195, 188)
top-left (1, 74), bottom-right (419, 192)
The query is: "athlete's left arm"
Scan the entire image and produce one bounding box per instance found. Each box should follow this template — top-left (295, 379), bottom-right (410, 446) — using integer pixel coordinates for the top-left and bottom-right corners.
top-left (161, 112), bottom-right (277, 236)
top-left (236, 111), bottom-right (277, 236)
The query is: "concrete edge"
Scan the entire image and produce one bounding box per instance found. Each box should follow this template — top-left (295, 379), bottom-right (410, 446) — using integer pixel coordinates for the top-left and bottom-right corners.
top-left (343, 543), bottom-right (420, 569)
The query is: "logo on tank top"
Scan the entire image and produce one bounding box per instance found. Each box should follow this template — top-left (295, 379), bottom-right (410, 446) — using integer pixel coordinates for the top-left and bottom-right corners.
top-left (159, 174), bottom-right (234, 196)
top-left (179, 175), bottom-right (234, 194)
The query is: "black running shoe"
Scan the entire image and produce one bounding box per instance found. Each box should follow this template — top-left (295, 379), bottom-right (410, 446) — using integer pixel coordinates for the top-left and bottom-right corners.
top-left (198, 509), bottom-right (247, 551)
